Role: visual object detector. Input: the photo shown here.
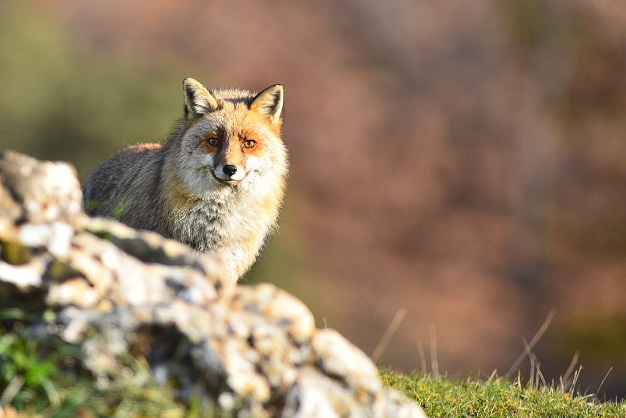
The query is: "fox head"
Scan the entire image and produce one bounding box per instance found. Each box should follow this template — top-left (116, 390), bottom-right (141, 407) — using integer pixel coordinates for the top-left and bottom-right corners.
top-left (173, 78), bottom-right (287, 196)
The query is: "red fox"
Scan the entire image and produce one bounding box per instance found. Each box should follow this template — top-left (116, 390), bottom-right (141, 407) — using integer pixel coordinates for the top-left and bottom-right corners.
top-left (83, 78), bottom-right (288, 284)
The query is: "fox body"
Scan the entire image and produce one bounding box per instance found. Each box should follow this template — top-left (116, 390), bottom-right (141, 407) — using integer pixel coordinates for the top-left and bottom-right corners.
top-left (83, 78), bottom-right (288, 283)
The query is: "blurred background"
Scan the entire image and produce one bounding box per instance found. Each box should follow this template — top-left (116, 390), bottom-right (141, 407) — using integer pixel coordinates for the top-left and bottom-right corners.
top-left (1, 0), bottom-right (624, 399)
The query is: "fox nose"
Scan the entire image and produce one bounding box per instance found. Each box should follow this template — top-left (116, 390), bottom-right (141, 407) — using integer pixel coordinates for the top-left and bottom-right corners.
top-left (223, 165), bottom-right (238, 176)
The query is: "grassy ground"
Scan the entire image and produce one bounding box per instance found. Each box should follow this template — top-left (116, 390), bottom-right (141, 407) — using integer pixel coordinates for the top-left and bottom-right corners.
top-left (381, 369), bottom-right (625, 418)
top-left (1, 311), bottom-right (624, 416)
top-left (0, 310), bottom-right (211, 417)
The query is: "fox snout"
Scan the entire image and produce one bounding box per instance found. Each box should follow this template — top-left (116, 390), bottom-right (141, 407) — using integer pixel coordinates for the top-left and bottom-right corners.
top-left (213, 162), bottom-right (246, 185)
top-left (223, 164), bottom-right (238, 176)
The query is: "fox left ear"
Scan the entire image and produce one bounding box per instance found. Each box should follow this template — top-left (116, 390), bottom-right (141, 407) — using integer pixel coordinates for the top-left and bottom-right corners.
top-left (183, 78), bottom-right (220, 117)
top-left (251, 84), bottom-right (284, 125)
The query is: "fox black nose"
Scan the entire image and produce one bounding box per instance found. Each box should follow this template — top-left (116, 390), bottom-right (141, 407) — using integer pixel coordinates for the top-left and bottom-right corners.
top-left (223, 165), bottom-right (238, 176)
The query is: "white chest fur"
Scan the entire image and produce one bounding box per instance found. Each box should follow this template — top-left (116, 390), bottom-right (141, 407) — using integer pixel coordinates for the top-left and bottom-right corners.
top-left (168, 184), bottom-right (276, 281)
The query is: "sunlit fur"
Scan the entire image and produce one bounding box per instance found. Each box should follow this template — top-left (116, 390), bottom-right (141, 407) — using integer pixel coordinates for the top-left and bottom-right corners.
top-left (83, 79), bottom-right (288, 284)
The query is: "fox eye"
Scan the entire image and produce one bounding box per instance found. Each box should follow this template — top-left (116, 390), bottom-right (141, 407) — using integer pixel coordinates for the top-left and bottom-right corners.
top-left (242, 139), bottom-right (256, 149)
top-left (207, 137), bottom-right (219, 147)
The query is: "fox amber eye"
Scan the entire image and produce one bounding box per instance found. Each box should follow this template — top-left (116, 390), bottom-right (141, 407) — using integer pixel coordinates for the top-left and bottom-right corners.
top-left (207, 137), bottom-right (219, 147)
top-left (243, 139), bottom-right (256, 149)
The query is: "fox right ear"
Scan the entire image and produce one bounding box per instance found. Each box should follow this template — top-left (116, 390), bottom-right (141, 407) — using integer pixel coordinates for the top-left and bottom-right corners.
top-left (251, 84), bottom-right (284, 125)
top-left (183, 78), bottom-right (220, 117)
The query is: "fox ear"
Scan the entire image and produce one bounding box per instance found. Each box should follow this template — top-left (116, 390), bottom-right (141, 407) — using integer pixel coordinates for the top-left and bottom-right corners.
top-left (183, 78), bottom-right (220, 117)
top-left (251, 84), bottom-right (284, 125)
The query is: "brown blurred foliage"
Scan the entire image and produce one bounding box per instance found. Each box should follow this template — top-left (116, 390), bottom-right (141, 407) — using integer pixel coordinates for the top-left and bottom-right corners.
top-left (3, 0), bottom-right (625, 399)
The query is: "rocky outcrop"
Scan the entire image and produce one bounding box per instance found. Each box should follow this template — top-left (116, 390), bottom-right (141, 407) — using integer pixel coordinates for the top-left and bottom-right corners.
top-left (0, 150), bottom-right (426, 417)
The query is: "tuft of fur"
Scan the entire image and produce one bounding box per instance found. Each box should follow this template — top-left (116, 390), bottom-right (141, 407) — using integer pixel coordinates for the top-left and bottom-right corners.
top-left (83, 78), bottom-right (288, 284)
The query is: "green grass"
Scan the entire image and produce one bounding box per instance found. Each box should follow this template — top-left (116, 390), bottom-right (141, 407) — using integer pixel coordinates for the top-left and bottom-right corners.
top-left (0, 310), bottom-right (213, 417)
top-left (2, 310), bottom-right (625, 417)
top-left (381, 369), bottom-right (626, 418)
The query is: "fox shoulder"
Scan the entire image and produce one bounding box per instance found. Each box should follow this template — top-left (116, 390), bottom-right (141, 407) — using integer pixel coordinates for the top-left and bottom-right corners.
top-left (83, 143), bottom-right (163, 208)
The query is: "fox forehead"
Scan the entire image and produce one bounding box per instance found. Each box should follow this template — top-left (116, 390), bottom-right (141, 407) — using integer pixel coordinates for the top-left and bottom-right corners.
top-left (209, 87), bottom-right (258, 103)
top-left (189, 102), bottom-right (278, 139)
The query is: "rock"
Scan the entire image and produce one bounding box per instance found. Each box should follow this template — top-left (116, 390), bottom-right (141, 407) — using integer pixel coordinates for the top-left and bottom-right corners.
top-left (0, 151), bottom-right (426, 418)
top-left (0, 150), bottom-right (84, 226)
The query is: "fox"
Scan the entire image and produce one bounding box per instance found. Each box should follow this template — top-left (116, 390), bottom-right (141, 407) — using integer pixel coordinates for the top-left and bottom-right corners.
top-left (83, 78), bottom-right (288, 284)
